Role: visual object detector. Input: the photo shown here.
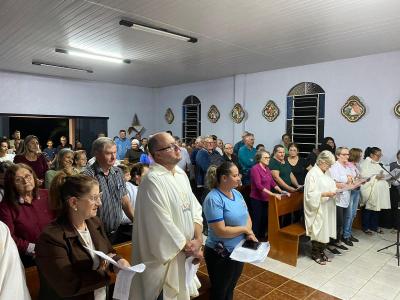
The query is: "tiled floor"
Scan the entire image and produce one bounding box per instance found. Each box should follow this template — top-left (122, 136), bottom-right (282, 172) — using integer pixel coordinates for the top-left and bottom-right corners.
top-left (196, 229), bottom-right (400, 300)
top-left (254, 229), bottom-right (400, 300)
top-left (196, 262), bottom-right (338, 299)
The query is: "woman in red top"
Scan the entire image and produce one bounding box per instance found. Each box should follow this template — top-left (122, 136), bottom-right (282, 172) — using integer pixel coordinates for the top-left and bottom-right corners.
top-left (14, 135), bottom-right (48, 185)
top-left (250, 150), bottom-right (284, 240)
top-left (0, 163), bottom-right (55, 266)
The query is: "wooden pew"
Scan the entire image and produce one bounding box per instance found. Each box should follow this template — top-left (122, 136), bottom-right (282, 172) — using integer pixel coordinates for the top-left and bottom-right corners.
top-left (25, 266), bottom-right (40, 300)
top-left (268, 191), bottom-right (305, 266)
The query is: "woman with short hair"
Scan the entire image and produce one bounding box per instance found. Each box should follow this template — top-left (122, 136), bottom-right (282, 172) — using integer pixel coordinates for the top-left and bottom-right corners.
top-left (36, 173), bottom-right (130, 300)
top-left (342, 148), bottom-right (363, 243)
top-left (304, 151), bottom-right (337, 265)
top-left (203, 161), bottom-right (256, 300)
top-left (0, 163), bottom-right (54, 266)
top-left (250, 150), bottom-right (284, 240)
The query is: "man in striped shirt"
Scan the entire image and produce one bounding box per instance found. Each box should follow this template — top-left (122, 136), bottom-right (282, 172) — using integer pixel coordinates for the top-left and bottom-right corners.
top-left (84, 137), bottom-right (134, 243)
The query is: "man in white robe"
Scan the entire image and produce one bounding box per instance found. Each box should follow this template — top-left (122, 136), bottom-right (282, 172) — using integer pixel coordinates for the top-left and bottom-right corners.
top-left (0, 221), bottom-right (31, 300)
top-left (304, 151), bottom-right (337, 264)
top-left (130, 132), bottom-right (203, 300)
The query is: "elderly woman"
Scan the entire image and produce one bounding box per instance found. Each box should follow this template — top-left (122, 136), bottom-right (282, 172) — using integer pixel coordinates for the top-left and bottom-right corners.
top-left (250, 150), bottom-right (284, 240)
top-left (0, 163), bottom-right (54, 266)
top-left (14, 135), bottom-right (48, 184)
top-left (203, 161), bottom-right (256, 300)
top-left (73, 150), bottom-right (87, 173)
top-left (304, 150), bottom-right (337, 265)
top-left (36, 173), bottom-right (130, 300)
top-left (360, 147), bottom-right (390, 234)
top-left (342, 148), bottom-right (363, 243)
top-left (45, 148), bottom-right (78, 189)
top-left (124, 139), bottom-right (143, 163)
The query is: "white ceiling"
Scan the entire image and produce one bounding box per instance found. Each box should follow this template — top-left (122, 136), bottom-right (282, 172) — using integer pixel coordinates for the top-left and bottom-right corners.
top-left (1, 0), bottom-right (400, 87)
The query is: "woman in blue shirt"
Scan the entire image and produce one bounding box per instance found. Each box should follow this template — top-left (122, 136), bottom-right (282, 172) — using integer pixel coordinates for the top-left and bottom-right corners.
top-left (203, 161), bottom-right (257, 300)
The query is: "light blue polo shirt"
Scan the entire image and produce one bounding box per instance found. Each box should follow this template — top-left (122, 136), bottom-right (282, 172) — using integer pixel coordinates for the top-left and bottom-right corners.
top-left (203, 188), bottom-right (249, 252)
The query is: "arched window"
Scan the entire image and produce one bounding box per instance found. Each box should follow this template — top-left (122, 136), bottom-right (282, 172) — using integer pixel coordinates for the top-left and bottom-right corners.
top-left (286, 82), bottom-right (325, 157)
top-left (182, 95), bottom-right (201, 143)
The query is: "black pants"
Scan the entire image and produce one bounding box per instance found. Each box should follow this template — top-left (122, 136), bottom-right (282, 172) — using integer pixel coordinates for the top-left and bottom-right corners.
top-left (204, 246), bottom-right (244, 300)
top-left (336, 206), bottom-right (344, 241)
top-left (250, 198), bottom-right (268, 239)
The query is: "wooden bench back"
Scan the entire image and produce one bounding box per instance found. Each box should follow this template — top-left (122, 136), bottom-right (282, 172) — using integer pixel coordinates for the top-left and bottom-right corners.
top-left (274, 192), bottom-right (303, 217)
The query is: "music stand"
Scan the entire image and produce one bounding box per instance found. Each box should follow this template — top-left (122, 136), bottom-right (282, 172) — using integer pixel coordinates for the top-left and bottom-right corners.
top-left (376, 166), bottom-right (400, 266)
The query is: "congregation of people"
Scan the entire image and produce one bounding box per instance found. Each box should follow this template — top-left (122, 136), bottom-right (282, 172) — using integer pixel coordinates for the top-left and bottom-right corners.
top-left (0, 128), bottom-right (399, 300)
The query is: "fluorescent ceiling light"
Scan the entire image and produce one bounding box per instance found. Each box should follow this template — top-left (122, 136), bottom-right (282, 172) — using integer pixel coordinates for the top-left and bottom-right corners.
top-left (55, 48), bottom-right (131, 64)
top-left (32, 61), bottom-right (93, 73)
top-left (119, 19), bottom-right (197, 43)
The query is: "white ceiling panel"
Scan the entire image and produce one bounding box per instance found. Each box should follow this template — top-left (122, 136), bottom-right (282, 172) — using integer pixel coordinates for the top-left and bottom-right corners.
top-left (0, 0), bottom-right (400, 87)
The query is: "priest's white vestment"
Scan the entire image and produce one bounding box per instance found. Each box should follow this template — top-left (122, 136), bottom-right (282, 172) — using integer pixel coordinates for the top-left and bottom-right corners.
top-left (130, 163), bottom-right (202, 300)
top-left (0, 221), bottom-right (31, 300)
top-left (360, 157), bottom-right (390, 211)
top-left (304, 165), bottom-right (337, 243)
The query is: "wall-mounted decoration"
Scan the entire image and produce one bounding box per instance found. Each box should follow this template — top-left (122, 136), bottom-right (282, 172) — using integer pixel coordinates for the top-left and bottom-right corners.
top-left (231, 103), bottom-right (245, 123)
top-left (128, 114), bottom-right (144, 135)
top-left (207, 105), bottom-right (220, 123)
top-left (341, 95), bottom-right (366, 122)
top-left (262, 100), bottom-right (280, 122)
top-left (394, 101), bottom-right (400, 118)
top-left (165, 108), bottom-right (174, 124)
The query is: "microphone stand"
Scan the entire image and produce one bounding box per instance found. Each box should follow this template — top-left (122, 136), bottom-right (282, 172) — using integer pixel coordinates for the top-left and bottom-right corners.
top-left (376, 163), bottom-right (400, 266)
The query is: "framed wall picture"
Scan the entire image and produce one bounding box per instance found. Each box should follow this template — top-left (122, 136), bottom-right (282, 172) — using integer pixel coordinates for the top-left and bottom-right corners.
top-left (207, 105), bottom-right (220, 123)
top-left (262, 100), bottom-right (279, 122)
top-left (165, 108), bottom-right (174, 124)
top-left (341, 95), bottom-right (366, 122)
top-left (230, 103), bottom-right (245, 123)
top-left (394, 101), bottom-right (400, 118)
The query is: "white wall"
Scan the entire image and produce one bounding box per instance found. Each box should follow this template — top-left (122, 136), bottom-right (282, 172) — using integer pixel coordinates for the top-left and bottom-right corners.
top-left (0, 71), bottom-right (154, 138)
top-left (1, 51), bottom-right (399, 161)
top-left (155, 51), bottom-right (400, 162)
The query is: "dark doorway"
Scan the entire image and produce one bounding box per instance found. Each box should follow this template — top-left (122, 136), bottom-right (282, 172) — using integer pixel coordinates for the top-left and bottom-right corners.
top-left (9, 116), bottom-right (69, 149)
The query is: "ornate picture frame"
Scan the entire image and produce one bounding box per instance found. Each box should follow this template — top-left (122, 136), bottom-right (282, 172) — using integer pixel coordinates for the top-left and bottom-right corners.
top-left (230, 103), bottom-right (245, 123)
top-left (165, 108), bottom-right (174, 124)
top-left (394, 101), bottom-right (400, 118)
top-left (207, 105), bottom-right (220, 123)
top-left (341, 95), bottom-right (366, 122)
top-left (262, 100), bottom-right (279, 122)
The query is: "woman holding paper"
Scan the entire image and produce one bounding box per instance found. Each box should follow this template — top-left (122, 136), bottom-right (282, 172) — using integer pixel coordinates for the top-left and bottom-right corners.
top-left (250, 150), bottom-right (284, 240)
top-left (35, 173), bottom-right (130, 300)
top-left (203, 161), bottom-right (256, 300)
top-left (304, 151), bottom-right (337, 265)
top-left (360, 147), bottom-right (390, 234)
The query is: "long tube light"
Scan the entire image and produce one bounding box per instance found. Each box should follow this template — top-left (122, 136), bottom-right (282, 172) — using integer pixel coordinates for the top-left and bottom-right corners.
top-left (55, 48), bottom-right (131, 64)
top-left (119, 19), bottom-right (197, 43)
top-left (32, 61), bottom-right (93, 73)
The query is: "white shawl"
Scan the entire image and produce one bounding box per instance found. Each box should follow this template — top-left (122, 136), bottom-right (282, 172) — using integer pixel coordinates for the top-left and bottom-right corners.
top-left (0, 221), bottom-right (31, 300)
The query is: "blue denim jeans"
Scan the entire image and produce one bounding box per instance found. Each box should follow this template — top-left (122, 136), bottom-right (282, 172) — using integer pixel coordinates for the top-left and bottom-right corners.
top-left (343, 189), bottom-right (360, 238)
